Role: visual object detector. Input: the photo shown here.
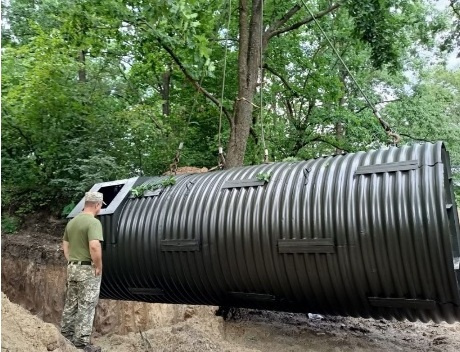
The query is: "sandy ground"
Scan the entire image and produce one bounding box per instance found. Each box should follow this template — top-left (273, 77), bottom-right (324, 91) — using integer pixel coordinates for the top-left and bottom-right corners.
top-left (1, 292), bottom-right (77, 352)
top-left (92, 309), bottom-right (460, 352)
top-left (3, 290), bottom-right (460, 352)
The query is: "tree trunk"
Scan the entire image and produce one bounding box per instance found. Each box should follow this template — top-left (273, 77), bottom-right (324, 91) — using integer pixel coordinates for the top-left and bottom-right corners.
top-left (78, 50), bottom-right (86, 82)
top-left (161, 68), bottom-right (171, 116)
top-left (336, 73), bottom-right (347, 154)
top-left (226, 93), bottom-right (255, 167)
top-left (225, 0), bottom-right (263, 168)
top-left (335, 122), bottom-right (344, 154)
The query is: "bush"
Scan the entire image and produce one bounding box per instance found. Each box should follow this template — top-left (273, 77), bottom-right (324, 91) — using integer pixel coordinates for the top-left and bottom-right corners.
top-left (61, 202), bottom-right (76, 217)
top-left (1, 215), bottom-right (20, 234)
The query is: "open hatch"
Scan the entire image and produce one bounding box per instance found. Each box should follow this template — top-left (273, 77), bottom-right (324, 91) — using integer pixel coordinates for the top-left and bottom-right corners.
top-left (67, 177), bottom-right (138, 218)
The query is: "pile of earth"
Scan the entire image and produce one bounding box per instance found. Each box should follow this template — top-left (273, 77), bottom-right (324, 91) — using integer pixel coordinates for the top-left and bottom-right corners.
top-left (1, 292), bottom-right (78, 352)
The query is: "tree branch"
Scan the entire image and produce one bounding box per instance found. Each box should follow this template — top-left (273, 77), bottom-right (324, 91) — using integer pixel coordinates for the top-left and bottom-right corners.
top-left (308, 135), bottom-right (351, 153)
top-left (267, 3), bottom-right (341, 40)
top-left (301, 42), bottom-right (326, 91)
top-left (284, 97), bottom-right (295, 122)
top-left (265, 5), bottom-right (301, 36)
top-left (141, 20), bottom-right (232, 123)
top-left (292, 133), bottom-right (350, 155)
top-left (398, 133), bottom-right (433, 143)
top-left (2, 115), bottom-right (43, 165)
top-left (158, 37), bottom-right (231, 123)
top-left (249, 126), bottom-right (259, 144)
top-left (354, 99), bottom-right (401, 113)
top-left (263, 63), bottom-right (298, 96)
top-left (451, 1), bottom-right (460, 18)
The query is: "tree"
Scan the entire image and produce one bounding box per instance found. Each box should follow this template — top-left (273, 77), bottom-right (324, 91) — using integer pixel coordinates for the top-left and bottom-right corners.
top-left (440, 0), bottom-right (460, 57)
top-left (118, 0), bottom-right (438, 167)
top-left (2, 0), bottom-right (457, 218)
top-left (383, 67), bottom-right (460, 201)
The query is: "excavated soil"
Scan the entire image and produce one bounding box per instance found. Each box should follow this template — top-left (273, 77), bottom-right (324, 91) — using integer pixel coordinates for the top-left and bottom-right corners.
top-left (163, 166), bottom-right (209, 176)
top-left (2, 292), bottom-right (78, 352)
top-left (2, 215), bottom-right (460, 351)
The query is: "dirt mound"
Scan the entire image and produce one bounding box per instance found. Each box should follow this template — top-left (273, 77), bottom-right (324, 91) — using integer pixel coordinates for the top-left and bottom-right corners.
top-left (163, 166), bottom-right (209, 176)
top-left (1, 292), bottom-right (77, 352)
top-left (93, 306), bottom-right (258, 352)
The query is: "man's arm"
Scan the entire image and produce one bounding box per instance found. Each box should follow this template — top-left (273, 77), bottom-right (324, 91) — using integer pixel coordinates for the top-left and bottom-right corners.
top-left (62, 240), bottom-right (70, 261)
top-left (89, 240), bottom-right (103, 276)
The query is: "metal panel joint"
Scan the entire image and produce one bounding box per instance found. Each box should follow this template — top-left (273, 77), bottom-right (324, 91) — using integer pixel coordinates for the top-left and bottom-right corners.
top-left (161, 239), bottom-right (200, 252)
top-left (278, 238), bottom-right (335, 254)
top-left (355, 160), bottom-right (419, 175)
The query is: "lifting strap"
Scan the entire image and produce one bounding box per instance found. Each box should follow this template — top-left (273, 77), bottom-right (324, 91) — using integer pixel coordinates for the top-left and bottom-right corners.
top-left (217, 0), bottom-right (233, 169)
top-left (260, 0), bottom-right (269, 162)
top-left (169, 142), bottom-right (184, 174)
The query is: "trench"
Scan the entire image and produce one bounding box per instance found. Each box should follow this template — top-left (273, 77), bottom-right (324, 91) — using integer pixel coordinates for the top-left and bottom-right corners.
top-left (1, 231), bottom-right (206, 336)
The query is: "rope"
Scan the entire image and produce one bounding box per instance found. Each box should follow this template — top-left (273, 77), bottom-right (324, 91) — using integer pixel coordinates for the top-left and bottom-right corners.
top-left (236, 97), bottom-right (260, 108)
top-left (299, 0), bottom-right (400, 146)
top-left (169, 72), bottom-right (205, 174)
top-left (260, 0), bottom-right (268, 163)
top-left (186, 73), bottom-right (206, 134)
top-left (217, 0), bottom-right (232, 168)
top-left (169, 142), bottom-right (183, 174)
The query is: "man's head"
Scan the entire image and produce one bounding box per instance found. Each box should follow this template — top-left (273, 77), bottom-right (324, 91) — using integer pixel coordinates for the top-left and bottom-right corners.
top-left (84, 191), bottom-right (106, 215)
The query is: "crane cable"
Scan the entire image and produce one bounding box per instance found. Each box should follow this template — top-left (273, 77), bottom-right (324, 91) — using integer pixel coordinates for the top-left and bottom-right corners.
top-left (217, 0), bottom-right (233, 169)
top-left (299, 0), bottom-right (400, 146)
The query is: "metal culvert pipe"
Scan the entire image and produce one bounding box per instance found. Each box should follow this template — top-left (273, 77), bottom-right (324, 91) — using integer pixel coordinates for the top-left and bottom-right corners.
top-left (69, 142), bottom-right (460, 322)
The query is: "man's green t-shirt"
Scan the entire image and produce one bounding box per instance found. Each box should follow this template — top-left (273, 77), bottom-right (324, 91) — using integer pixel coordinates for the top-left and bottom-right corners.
top-left (63, 213), bottom-right (104, 261)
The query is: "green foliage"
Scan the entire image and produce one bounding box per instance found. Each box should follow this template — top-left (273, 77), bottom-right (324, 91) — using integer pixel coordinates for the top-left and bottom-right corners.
top-left (344, 0), bottom-right (436, 71)
top-left (131, 177), bottom-right (177, 198)
top-left (161, 176), bottom-right (177, 187)
top-left (256, 172), bottom-right (272, 183)
top-left (1, 30), bottom-right (128, 212)
top-left (1, 215), bottom-right (20, 234)
top-left (50, 155), bottom-right (126, 201)
top-left (384, 67), bottom-right (460, 205)
top-left (61, 202), bottom-right (76, 217)
top-left (1, 20), bottom-right (176, 214)
top-left (1, 0), bottom-right (458, 216)
top-left (440, 1), bottom-right (460, 55)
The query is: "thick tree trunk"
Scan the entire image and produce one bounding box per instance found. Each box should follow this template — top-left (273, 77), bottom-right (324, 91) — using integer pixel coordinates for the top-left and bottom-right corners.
top-left (225, 0), bottom-right (263, 168)
top-left (226, 94), bottom-right (254, 167)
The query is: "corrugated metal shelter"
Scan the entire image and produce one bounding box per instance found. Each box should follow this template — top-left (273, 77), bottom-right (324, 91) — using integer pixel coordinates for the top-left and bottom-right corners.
top-left (68, 142), bottom-right (460, 322)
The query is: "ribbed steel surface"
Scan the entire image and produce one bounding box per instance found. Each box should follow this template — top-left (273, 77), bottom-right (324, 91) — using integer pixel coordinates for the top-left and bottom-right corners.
top-left (98, 142), bottom-right (460, 322)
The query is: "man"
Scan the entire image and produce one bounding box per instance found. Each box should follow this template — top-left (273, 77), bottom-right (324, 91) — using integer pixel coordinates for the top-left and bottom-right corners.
top-left (60, 191), bottom-right (105, 352)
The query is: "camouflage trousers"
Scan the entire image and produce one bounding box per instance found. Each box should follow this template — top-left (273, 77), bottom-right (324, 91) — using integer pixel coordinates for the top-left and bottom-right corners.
top-left (60, 264), bottom-right (101, 347)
